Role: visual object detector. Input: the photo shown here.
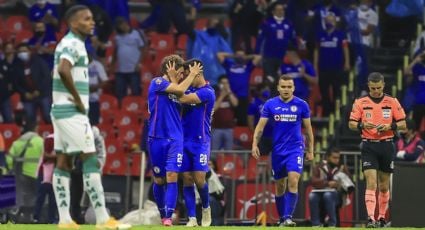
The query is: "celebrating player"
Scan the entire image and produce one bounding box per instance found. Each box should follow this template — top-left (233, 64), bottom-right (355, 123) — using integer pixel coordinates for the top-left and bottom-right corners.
top-left (177, 59), bottom-right (215, 227)
top-left (50, 5), bottom-right (130, 229)
top-left (349, 72), bottom-right (406, 228)
top-left (147, 55), bottom-right (202, 226)
top-left (251, 75), bottom-right (314, 226)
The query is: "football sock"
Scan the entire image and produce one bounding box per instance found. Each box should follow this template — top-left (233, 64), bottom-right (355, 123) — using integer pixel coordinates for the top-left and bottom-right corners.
top-left (365, 189), bottom-right (376, 220)
top-left (197, 183), bottom-right (210, 209)
top-left (83, 172), bottom-right (109, 224)
top-left (283, 192), bottom-right (298, 220)
top-left (183, 185), bottom-right (196, 218)
top-left (153, 183), bottom-right (166, 218)
top-left (53, 168), bottom-right (73, 223)
top-left (378, 191), bottom-right (390, 219)
top-left (165, 182), bottom-right (178, 218)
top-left (275, 194), bottom-right (285, 221)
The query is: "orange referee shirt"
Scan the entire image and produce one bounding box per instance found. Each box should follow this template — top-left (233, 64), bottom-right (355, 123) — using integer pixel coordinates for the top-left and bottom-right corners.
top-left (350, 94), bottom-right (406, 140)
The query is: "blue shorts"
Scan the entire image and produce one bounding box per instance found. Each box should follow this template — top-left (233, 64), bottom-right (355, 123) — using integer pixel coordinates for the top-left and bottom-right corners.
top-left (271, 151), bottom-right (304, 180)
top-left (148, 137), bottom-right (183, 177)
top-left (181, 140), bottom-right (210, 172)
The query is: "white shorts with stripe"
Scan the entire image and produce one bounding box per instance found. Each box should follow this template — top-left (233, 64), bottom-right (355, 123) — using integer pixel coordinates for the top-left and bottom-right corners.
top-left (52, 114), bottom-right (96, 154)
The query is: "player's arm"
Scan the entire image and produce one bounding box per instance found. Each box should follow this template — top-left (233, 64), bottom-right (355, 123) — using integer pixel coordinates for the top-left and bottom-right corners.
top-left (251, 117), bottom-right (268, 159)
top-left (302, 118), bottom-right (314, 161)
top-left (216, 52), bottom-right (234, 64)
top-left (57, 58), bottom-right (85, 113)
top-left (165, 62), bottom-right (202, 96)
top-left (179, 93), bottom-right (201, 104)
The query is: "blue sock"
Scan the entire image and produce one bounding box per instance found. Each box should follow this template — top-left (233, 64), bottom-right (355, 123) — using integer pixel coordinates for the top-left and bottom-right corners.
top-left (183, 186), bottom-right (196, 218)
top-left (165, 182), bottom-right (178, 218)
top-left (153, 183), bottom-right (166, 218)
top-left (283, 192), bottom-right (298, 220)
top-left (275, 194), bottom-right (285, 221)
top-left (197, 183), bottom-right (210, 209)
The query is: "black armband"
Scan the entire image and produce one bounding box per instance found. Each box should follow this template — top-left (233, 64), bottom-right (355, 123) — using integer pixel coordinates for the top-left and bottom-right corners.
top-left (357, 122), bottom-right (363, 131)
top-left (391, 122), bottom-right (397, 131)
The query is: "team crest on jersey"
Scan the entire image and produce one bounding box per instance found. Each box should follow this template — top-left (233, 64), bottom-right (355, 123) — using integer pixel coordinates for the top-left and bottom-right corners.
top-left (382, 109), bottom-right (391, 119)
top-left (290, 105), bottom-right (297, 112)
top-left (365, 112), bottom-right (371, 118)
top-left (155, 78), bottom-right (162, 85)
top-left (153, 167), bottom-right (160, 174)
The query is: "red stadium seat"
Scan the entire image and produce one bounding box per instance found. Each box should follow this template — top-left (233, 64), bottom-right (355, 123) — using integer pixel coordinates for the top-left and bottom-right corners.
top-left (97, 123), bottom-right (116, 140)
top-left (233, 126), bottom-right (253, 149)
top-left (121, 96), bottom-right (146, 112)
top-left (38, 124), bottom-right (53, 138)
top-left (10, 93), bottom-right (22, 111)
top-left (103, 155), bottom-right (127, 175)
top-left (216, 153), bottom-right (244, 180)
top-left (246, 156), bottom-right (270, 180)
top-left (13, 30), bottom-right (33, 45)
top-left (117, 125), bottom-right (142, 146)
top-left (113, 111), bottom-right (141, 127)
top-left (0, 124), bottom-right (21, 150)
top-left (5, 16), bottom-right (31, 33)
top-left (149, 33), bottom-right (175, 53)
top-left (176, 34), bottom-right (188, 58)
top-left (100, 109), bottom-right (119, 125)
top-left (99, 94), bottom-right (118, 111)
top-left (250, 68), bottom-right (264, 86)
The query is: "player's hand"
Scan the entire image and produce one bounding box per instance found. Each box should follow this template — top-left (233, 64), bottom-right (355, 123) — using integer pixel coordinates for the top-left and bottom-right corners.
top-left (363, 122), bottom-right (376, 130)
top-left (68, 97), bottom-right (86, 114)
top-left (251, 146), bottom-right (260, 159)
top-left (166, 61), bottom-right (178, 79)
top-left (376, 124), bottom-right (390, 132)
top-left (305, 151), bottom-right (314, 161)
top-left (189, 62), bottom-right (203, 76)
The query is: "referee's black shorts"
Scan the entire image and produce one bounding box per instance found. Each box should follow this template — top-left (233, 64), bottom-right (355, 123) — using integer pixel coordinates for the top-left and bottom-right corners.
top-left (361, 140), bottom-right (395, 173)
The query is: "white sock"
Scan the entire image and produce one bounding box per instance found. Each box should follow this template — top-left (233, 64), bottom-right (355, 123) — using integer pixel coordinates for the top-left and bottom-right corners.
top-left (83, 172), bottom-right (110, 224)
top-left (52, 169), bottom-right (73, 223)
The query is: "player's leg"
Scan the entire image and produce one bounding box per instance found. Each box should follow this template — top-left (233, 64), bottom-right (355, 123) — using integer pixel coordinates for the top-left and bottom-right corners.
top-left (271, 154), bottom-right (286, 224)
top-left (148, 138), bottom-right (167, 220)
top-left (181, 143), bottom-right (197, 226)
top-left (361, 142), bottom-right (380, 227)
top-left (163, 139), bottom-right (184, 225)
top-left (376, 142), bottom-right (394, 227)
top-left (51, 119), bottom-right (78, 228)
top-left (192, 143), bottom-right (211, 226)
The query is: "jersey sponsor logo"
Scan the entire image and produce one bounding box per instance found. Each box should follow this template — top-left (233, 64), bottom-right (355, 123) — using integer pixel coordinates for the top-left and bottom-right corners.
top-left (382, 109), bottom-right (391, 119)
top-left (168, 94), bottom-right (180, 103)
top-left (274, 114), bottom-right (297, 122)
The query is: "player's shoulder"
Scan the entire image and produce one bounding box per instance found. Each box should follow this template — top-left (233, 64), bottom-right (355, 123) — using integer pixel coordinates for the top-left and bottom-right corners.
top-left (293, 96), bottom-right (309, 106)
top-left (354, 95), bottom-right (370, 103)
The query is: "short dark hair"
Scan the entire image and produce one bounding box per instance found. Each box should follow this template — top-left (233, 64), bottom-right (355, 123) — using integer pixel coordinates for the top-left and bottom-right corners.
top-left (64, 5), bottom-right (89, 23)
top-left (368, 72), bottom-right (384, 83)
top-left (279, 74), bottom-right (293, 82)
top-left (325, 147), bottom-right (341, 157)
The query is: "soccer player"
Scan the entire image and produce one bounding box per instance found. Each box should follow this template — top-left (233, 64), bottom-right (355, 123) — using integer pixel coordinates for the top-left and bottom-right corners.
top-left (50, 5), bottom-right (130, 229)
top-left (251, 75), bottom-right (314, 226)
top-left (148, 55), bottom-right (202, 226)
top-left (349, 72), bottom-right (406, 228)
top-left (178, 59), bottom-right (215, 227)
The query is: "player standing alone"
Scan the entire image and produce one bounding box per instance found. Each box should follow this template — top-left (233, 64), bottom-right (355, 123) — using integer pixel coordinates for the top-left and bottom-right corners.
top-left (252, 75), bottom-right (314, 226)
top-left (50, 5), bottom-right (130, 229)
top-left (178, 59), bottom-right (215, 227)
top-left (147, 55), bottom-right (202, 226)
top-left (349, 72), bottom-right (406, 228)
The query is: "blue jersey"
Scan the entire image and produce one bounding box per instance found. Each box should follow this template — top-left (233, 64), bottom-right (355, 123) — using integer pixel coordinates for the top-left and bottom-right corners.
top-left (148, 77), bottom-right (182, 140)
top-left (412, 64), bottom-right (425, 105)
top-left (223, 59), bottom-right (254, 97)
top-left (261, 96), bottom-right (310, 154)
top-left (281, 59), bottom-right (316, 100)
top-left (317, 29), bottom-right (347, 71)
top-left (256, 17), bottom-right (296, 59)
top-left (182, 84), bottom-right (215, 142)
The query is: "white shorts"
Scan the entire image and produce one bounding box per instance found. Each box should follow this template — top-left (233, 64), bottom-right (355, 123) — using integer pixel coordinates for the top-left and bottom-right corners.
top-left (52, 114), bottom-right (96, 154)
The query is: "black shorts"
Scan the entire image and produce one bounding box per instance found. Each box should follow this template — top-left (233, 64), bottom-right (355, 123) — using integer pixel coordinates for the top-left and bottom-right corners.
top-left (361, 141), bottom-right (395, 173)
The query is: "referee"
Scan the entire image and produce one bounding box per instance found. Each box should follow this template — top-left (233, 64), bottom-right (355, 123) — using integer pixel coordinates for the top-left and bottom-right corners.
top-left (349, 72), bottom-right (406, 228)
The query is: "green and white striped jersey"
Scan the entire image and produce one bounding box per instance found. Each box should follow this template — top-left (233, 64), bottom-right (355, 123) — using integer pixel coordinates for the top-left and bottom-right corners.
top-left (51, 31), bottom-right (89, 119)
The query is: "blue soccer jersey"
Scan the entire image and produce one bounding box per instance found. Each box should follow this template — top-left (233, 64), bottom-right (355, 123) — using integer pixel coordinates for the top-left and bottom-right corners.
top-left (148, 77), bottom-right (183, 140)
top-left (182, 84), bottom-right (215, 143)
top-left (261, 96), bottom-right (310, 155)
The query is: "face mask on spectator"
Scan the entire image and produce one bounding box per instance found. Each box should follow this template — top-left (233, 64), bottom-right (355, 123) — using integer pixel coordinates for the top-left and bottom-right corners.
top-left (35, 31), bottom-right (45, 37)
top-left (206, 27), bottom-right (218, 35)
top-left (18, 52), bottom-right (30, 62)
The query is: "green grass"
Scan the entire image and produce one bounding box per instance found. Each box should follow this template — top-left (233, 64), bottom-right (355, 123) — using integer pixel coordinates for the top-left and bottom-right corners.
top-left (0, 225), bottom-right (424, 230)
